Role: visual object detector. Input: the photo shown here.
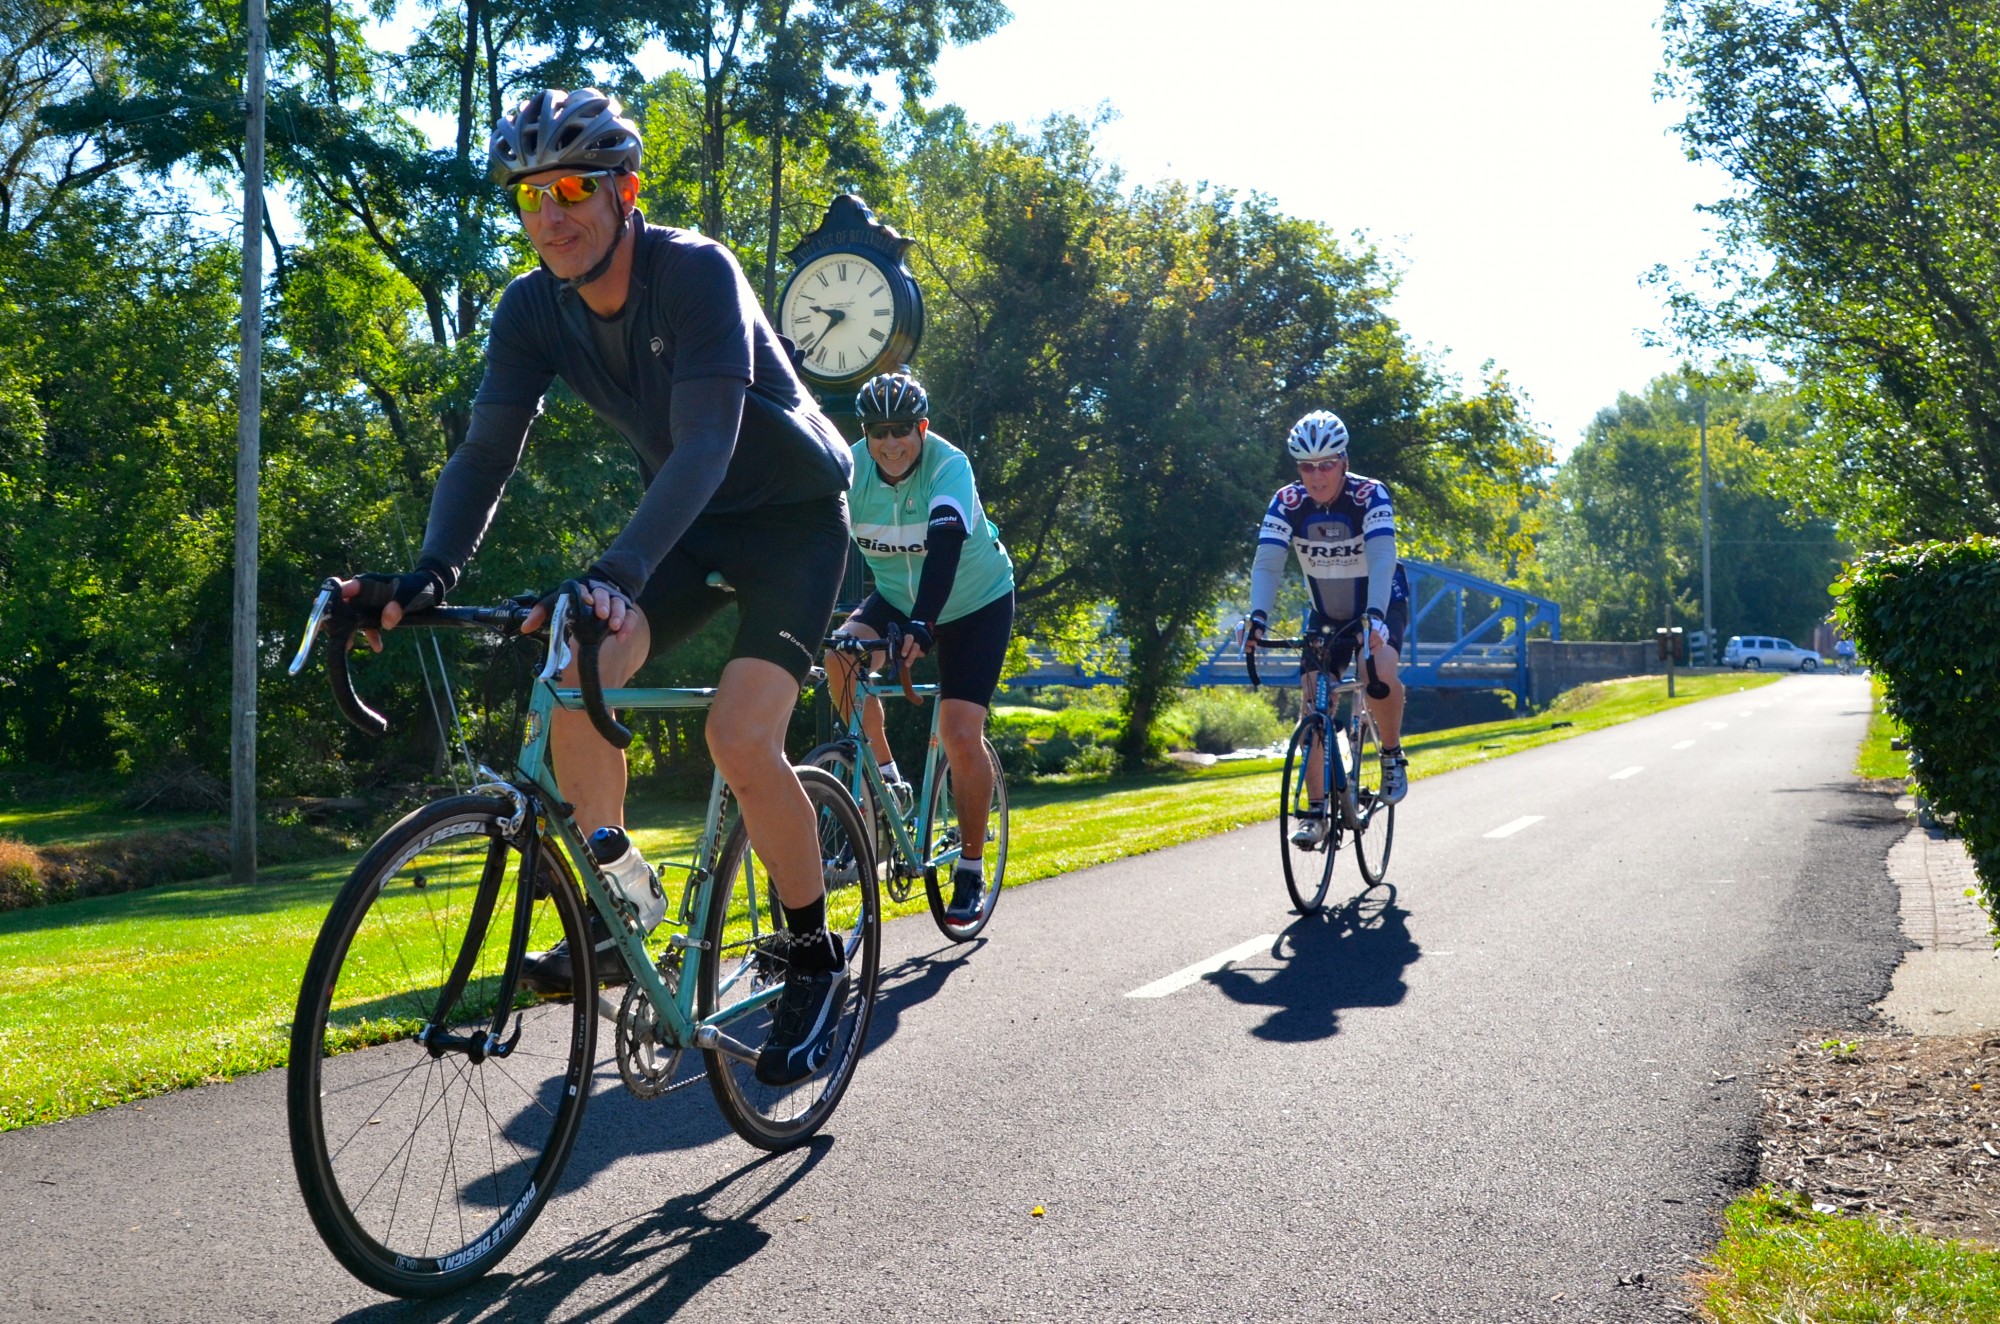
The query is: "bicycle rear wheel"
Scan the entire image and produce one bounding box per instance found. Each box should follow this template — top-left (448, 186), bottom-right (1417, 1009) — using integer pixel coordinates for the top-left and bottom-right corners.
top-left (699, 766), bottom-right (880, 1150)
top-left (287, 795), bottom-right (594, 1298)
top-left (923, 735), bottom-right (1009, 941)
top-left (1350, 713), bottom-right (1396, 886)
top-left (1279, 716), bottom-right (1339, 914)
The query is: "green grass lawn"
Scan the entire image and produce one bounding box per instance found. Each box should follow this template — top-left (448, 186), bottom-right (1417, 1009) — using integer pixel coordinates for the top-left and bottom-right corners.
top-left (0, 799), bottom-right (223, 847)
top-left (1699, 1188), bottom-right (2000, 1322)
top-left (0, 668), bottom-right (1782, 1132)
top-left (1855, 674), bottom-right (1911, 781)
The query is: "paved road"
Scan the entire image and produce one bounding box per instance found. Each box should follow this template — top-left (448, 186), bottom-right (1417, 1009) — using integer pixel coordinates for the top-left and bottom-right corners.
top-left (0, 675), bottom-right (1903, 1322)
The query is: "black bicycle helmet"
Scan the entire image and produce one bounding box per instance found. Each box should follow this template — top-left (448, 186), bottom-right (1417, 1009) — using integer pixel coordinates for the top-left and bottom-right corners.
top-left (855, 372), bottom-right (929, 424)
top-left (488, 88), bottom-right (642, 185)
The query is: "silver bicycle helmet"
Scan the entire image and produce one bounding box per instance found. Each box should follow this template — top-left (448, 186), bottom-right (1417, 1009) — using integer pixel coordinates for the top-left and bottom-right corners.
top-left (488, 88), bottom-right (642, 185)
top-left (1286, 410), bottom-right (1350, 461)
top-left (855, 372), bottom-right (930, 424)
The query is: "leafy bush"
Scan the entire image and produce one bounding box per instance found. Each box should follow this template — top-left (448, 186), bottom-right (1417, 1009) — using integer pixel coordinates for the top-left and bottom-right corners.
top-left (1836, 537), bottom-right (2000, 914)
top-left (987, 704), bottom-right (1122, 781)
top-left (1171, 688), bottom-right (1287, 755)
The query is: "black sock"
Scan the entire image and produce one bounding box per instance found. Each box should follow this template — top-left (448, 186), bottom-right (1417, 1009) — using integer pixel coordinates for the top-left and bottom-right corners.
top-left (783, 897), bottom-right (826, 935)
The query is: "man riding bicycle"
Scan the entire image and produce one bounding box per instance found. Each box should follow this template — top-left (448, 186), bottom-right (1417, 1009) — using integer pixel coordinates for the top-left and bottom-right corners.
top-left (338, 88), bottom-right (854, 1087)
top-left (1244, 410), bottom-right (1410, 843)
top-left (824, 371), bottom-right (1015, 923)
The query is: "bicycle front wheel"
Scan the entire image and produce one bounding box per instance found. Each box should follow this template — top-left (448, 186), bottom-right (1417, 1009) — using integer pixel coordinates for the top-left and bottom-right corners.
top-left (923, 735), bottom-right (1009, 941)
top-left (1279, 716), bottom-right (1339, 914)
top-left (287, 795), bottom-right (594, 1298)
top-left (699, 765), bottom-right (880, 1150)
top-left (1350, 713), bottom-right (1396, 886)
top-left (801, 740), bottom-right (901, 899)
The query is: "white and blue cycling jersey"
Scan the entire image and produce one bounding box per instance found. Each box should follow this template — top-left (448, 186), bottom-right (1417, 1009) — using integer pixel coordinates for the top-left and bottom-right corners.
top-left (1249, 473), bottom-right (1408, 624)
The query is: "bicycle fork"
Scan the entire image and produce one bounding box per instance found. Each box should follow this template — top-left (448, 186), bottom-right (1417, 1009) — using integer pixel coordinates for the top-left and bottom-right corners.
top-left (415, 804), bottom-right (544, 1063)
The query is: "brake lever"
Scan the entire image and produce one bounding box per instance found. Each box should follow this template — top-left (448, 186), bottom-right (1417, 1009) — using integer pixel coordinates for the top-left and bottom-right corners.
top-left (288, 581), bottom-right (337, 676)
top-left (535, 593), bottom-right (574, 682)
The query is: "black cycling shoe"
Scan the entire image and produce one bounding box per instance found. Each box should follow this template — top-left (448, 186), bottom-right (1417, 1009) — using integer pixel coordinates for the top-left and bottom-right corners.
top-left (943, 866), bottom-right (986, 923)
top-left (754, 929), bottom-right (849, 1087)
top-left (519, 910), bottom-right (632, 995)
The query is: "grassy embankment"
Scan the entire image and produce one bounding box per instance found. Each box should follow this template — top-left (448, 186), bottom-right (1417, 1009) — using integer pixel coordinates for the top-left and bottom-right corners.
top-left (1697, 1189), bottom-right (2000, 1322)
top-left (0, 669), bottom-right (1778, 1132)
top-left (1855, 673), bottom-right (1910, 781)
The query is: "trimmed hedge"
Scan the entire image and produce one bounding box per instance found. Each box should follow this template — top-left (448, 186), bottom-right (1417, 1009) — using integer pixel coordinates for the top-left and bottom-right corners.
top-left (1835, 536), bottom-right (2000, 920)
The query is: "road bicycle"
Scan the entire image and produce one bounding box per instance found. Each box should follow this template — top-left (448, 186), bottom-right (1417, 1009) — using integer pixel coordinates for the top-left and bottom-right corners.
top-left (282, 581), bottom-right (879, 1298)
top-left (805, 630), bottom-right (1009, 941)
top-left (1248, 617), bottom-right (1396, 914)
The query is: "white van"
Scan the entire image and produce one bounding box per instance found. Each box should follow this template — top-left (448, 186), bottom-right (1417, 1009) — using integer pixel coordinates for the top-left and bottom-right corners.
top-left (1722, 635), bottom-right (1821, 672)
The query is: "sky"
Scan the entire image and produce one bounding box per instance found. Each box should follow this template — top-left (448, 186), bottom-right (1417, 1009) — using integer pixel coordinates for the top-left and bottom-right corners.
top-left (915, 0), bottom-right (1740, 452)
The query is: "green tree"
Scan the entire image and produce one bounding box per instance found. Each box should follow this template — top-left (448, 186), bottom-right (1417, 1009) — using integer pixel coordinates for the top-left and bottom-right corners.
top-left (1661, 0), bottom-right (2000, 541)
top-left (1543, 367), bottom-right (1845, 645)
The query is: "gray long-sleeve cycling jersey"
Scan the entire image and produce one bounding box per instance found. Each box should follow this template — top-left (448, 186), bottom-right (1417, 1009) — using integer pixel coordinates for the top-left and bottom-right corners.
top-left (419, 215), bottom-right (851, 595)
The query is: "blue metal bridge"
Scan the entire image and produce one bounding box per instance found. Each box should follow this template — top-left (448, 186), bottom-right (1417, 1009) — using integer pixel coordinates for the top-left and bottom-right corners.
top-left (1007, 560), bottom-right (1562, 707)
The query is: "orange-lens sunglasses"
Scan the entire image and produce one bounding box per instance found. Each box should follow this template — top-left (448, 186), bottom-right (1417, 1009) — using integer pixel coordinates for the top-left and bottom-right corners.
top-left (508, 171), bottom-right (614, 213)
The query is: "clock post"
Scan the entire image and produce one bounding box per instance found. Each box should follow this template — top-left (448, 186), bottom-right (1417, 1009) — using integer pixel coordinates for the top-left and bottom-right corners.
top-left (778, 193), bottom-right (925, 441)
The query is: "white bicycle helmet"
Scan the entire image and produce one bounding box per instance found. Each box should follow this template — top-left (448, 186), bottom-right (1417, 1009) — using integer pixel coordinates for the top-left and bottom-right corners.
top-left (488, 88), bottom-right (642, 185)
top-left (1286, 410), bottom-right (1350, 462)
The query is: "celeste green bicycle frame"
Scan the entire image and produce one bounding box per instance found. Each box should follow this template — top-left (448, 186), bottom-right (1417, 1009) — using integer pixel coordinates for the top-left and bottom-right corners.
top-left (513, 675), bottom-right (781, 1057)
top-left (820, 672), bottom-right (965, 881)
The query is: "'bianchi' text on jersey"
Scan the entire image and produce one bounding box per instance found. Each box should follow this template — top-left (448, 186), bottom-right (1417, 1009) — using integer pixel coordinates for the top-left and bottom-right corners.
top-left (1258, 473), bottom-right (1401, 621)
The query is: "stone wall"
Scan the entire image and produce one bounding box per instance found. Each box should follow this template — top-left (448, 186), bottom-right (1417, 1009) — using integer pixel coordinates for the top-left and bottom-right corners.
top-left (1527, 639), bottom-right (1658, 705)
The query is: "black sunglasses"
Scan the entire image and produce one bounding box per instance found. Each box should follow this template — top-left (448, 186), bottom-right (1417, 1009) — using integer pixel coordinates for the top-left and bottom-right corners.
top-left (866, 422), bottom-right (918, 441)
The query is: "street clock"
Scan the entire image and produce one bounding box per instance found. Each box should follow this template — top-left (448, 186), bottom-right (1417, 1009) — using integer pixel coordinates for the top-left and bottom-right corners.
top-left (778, 194), bottom-right (924, 397)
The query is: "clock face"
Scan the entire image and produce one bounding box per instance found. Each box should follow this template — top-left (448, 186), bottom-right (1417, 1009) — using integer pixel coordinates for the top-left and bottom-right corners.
top-left (779, 251), bottom-right (901, 383)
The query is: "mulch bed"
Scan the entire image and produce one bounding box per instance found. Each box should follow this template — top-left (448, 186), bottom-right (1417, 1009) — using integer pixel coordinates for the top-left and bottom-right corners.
top-left (1755, 1032), bottom-right (2000, 1243)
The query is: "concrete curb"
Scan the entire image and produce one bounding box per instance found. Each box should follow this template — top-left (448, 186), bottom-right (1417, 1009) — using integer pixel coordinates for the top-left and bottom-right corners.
top-left (1875, 794), bottom-right (1999, 1034)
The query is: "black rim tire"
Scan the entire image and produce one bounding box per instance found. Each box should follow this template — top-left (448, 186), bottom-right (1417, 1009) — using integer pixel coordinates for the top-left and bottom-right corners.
top-left (923, 736), bottom-right (1008, 941)
top-left (286, 795), bottom-right (594, 1298)
top-left (699, 766), bottom-right (880, 1150)
top-left (1279, 716), bottom-right (1338, 915)
top-left (1350, 716), bottom-right (1396, 886)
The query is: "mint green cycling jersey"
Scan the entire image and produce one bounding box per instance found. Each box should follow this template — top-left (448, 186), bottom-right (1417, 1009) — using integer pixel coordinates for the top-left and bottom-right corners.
top-left (848, 432), bottom-right (1014, 623)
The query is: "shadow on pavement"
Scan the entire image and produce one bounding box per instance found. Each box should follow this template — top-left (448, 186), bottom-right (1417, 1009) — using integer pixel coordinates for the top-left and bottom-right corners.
top-left (341, 1140), bottom-right (832, 1323)
top-left (535, 935), bottom-right (980, 1193)
top-left (1208, 886), bottom-right (1420, 1042)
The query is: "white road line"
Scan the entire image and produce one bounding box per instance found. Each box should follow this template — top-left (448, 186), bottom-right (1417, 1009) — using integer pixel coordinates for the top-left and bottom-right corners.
top-left (1610, 766), bottom-right (1643, 780)
top-left (1126, 934), bottom-right (1277, 999)
top-left (1672, 739), bottom-right (1696, 750)
top-left (1484, 815), bottom-right (1544, 839)
top-left (1705, 721), bottom-right (1729, 730)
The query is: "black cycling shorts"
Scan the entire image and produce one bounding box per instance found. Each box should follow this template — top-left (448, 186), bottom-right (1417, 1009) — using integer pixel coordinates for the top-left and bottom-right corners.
top-left (849, 589), bottom-right (1014, 708)
top-left (1301, 600), bottom-right (1408, 680)
top-left (636, 494), bottom-right (849, 683)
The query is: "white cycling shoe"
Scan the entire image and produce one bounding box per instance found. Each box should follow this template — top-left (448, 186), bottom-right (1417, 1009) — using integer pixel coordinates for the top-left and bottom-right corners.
top-left (1289, 812), bottom-right (1331, 849)
top-left (1382, 755), bottom-right (1409, 805)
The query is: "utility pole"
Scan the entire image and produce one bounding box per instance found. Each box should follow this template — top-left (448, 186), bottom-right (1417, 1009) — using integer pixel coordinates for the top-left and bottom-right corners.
top-left (231, 0), bottom-right (268, 887)
top-left (1699, 393), bottom-right (1713, 668)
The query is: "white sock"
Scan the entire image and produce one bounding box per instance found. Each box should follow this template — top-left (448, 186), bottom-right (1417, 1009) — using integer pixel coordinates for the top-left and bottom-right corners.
top-left (880, 760), bottom-right (902, 784)
top-left (957, 856), bottom-right (984, 878)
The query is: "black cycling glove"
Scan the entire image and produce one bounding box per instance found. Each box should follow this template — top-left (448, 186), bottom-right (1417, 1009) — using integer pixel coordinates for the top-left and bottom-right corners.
top-left (902, 619), bottom-right (935, 657)
top-left (352, 567), bottom-right (448, 614)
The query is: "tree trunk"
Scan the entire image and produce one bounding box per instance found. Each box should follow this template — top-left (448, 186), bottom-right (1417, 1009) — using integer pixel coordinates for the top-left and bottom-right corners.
top-left (763, 117), bottom-right (783, 312)
top-left (454, 0), bottom-right (482, 340)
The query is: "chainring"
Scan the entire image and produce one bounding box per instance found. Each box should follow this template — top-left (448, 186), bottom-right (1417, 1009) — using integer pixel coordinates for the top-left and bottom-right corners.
top-left (614, 955), bottom-right (685, 1099)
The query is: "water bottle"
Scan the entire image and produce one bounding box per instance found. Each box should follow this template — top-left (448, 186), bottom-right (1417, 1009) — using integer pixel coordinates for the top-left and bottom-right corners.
top-left (587, 826), bottom-right (665, 933)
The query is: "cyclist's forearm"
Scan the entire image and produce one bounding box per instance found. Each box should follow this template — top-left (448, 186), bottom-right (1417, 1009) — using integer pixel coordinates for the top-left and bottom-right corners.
top-left (1249, 541), bottom-right (1287, 620)
top-left (419, 399), bottom-right (539, 590)
top-left (1364, 533), bottom-right (1397, 617)
top-left (908, 506), bottom-right (967, 624)
top-left (593, 376), bottom-right (743, 593)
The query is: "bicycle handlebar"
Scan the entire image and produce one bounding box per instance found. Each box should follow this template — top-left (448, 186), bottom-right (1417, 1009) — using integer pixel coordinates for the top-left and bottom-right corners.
top-left (822, 629), bottom-right (925, 706)
top-left (1244, 617), bottom-right (1391, 701)
top-left (291, 577), bottom-right (633, 747)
